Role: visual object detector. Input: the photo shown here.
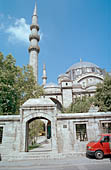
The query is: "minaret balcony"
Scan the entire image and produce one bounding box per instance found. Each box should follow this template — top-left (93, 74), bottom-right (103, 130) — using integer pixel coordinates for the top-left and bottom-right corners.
top-left (42, 76), bottom-right (47, 80)
top-left (30, 24), bottom-right (39, 31)
top-left (28, 45), bottom-right (40, 53)
top-left (29, 34), bottom-right (40, 41)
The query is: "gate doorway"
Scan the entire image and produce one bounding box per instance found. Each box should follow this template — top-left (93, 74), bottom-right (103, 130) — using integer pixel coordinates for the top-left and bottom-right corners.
top-left (25, 117), bottom-right (52, 152)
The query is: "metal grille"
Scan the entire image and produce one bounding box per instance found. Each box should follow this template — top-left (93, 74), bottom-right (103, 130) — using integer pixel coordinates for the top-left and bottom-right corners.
top-left (101, 123), bottom-right (111, 133)
top-left (0, 127), bottom-right (3, 144)
top-left (76, 124), bottom-right (88, 141)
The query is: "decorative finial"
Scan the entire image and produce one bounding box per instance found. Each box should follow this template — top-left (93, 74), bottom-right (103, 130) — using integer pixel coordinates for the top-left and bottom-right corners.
top-left (80, 58), bottom-right (82, 62)
top-left (43, 64), bottom-right (46, 70)
top-left (33, 2), bottom-right (37, 16)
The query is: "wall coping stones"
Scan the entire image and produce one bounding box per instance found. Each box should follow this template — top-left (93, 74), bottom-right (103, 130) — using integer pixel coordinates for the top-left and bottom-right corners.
top-left (57, 112), bottom-right (111, 120)
top-left (0, 115), bottom-right (20, 121)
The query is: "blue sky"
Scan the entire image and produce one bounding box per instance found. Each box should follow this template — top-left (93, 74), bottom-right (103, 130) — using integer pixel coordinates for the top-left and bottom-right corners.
top-left (0, 0), bottom-right (111, 84)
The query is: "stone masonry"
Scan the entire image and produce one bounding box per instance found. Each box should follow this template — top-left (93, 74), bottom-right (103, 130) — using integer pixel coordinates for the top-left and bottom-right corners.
top-left (0, 98), bottom-right (111, 161)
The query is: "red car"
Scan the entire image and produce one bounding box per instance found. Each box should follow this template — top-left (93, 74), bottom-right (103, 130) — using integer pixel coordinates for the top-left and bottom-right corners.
top-left (86, 134), bottom-right (111, 159)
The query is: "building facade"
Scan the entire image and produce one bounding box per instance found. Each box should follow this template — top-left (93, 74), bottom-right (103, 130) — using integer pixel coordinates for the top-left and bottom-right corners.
top-left (28, 4), bottom-right (105, 108)
top-left (43, 61), bottom-right (105, 108)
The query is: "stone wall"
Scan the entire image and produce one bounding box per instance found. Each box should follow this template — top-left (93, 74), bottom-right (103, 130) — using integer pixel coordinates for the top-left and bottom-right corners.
top-left (0, 110), bottom-right (111, 160)
top-left (56, 112), bottom-right (111, 153)
top-left (0, 115), bottom-right (20, 156)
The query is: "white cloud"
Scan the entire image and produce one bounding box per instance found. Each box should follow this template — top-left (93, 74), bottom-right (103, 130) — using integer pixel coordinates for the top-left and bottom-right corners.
top-left (6, 17), bottom-right (43, 44)
top-left (6, 18), bottom-right (30, 44)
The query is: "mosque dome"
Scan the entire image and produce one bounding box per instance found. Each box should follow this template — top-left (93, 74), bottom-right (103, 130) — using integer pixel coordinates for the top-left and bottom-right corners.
top-left (65, 61), bottom-right (104, 81)
top-left (66, 61), bottom-right (99, 73)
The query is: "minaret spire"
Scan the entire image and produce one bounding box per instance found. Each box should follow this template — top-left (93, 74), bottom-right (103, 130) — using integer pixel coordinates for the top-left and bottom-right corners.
top-left (42, 64), bottom-right (47, 86)
top-left (33, 2), bottom-right (37, 16)
top-left (28, 2), bottom-right (40, 83)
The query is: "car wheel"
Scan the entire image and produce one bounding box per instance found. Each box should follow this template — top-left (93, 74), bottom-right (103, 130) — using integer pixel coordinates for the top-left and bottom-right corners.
top-left (95, 150), bottom-right (104, 159)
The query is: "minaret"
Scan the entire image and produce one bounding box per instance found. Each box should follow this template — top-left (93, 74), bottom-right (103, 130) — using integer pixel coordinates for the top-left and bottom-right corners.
top-left (42, 64), bottom-right (47, 86)
top-left (28, 3), bottom-right (40, 83)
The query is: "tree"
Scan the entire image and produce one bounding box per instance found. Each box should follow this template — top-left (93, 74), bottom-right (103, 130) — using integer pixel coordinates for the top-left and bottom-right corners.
top-left (29, 119), bottom-right (44, 145)
top-left (0, 52), bottom-right (43, 115)
top-left (62, 96), bottom-right (96, 113)
top-left (95, 74), bottom-right (111, 112)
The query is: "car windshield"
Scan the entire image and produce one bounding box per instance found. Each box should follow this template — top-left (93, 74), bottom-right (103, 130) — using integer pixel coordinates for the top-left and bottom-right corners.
top-left (92, 135), bottom-right (102, 142)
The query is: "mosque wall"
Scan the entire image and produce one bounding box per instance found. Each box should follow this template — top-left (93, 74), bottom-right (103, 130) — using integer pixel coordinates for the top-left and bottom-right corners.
top-left (56, 112), bottom-right (111, 153)
top-left (0, 116), bottom-right (20, 158)
top-left (0, 110), bottom-right (111, 160)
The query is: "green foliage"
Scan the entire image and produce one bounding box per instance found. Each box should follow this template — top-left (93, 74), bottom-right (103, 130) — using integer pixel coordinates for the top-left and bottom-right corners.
top-left (62, 96), bottom-right (97, 113)
top-left (17, 65), bottom-right (43, 107)
top-left (95, 74), bottom-right (111, 112)
top-left (28, 143), bottom-right (41, 150)
top-left (62, 74), bottom-right (111, 113)
top-left (29, 119), bottom-right (44, 145)
top-left (0, 52), bottom-right (43, 115)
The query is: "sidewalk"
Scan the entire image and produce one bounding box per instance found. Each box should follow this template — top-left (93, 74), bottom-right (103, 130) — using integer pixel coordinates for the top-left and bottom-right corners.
top-left (0, 156), bottom-right (110, 169)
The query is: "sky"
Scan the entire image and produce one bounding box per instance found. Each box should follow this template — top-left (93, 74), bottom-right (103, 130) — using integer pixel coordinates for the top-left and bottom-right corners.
top-left (0, 0), bottom-right (111, 84)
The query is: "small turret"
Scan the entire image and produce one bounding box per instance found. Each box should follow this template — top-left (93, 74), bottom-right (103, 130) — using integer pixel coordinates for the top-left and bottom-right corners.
top-left (42, 64), bottom-right (47, 86)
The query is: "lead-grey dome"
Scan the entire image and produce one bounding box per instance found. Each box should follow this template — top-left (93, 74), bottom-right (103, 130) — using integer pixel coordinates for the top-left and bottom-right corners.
top-left (66, 61), bottom-right (99, 72)
top-left (44, 82), bottom-right (60, 88)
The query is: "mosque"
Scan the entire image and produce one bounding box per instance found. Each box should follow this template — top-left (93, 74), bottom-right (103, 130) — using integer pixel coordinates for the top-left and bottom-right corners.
top-left (0, 3), bottom-right (111, 161)
top-left (29, 3), bottom-right (105, 108)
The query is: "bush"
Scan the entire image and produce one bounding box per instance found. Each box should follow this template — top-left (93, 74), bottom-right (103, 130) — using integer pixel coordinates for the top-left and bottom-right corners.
top-left (62, 96), bottom-right (97, 113)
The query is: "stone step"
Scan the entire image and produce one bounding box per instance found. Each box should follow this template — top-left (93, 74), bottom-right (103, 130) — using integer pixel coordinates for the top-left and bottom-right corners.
top-left (1, 152), bottom-right (85, 161)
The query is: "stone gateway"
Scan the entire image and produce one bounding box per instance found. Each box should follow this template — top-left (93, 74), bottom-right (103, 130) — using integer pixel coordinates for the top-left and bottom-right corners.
top-left (0, 98), bottom-right (111, 161)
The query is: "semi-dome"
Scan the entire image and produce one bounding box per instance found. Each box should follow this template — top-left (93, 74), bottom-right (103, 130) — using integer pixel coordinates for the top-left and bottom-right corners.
top-left (58, 73), bottom-right (70, 78)
top-left (44, 82), bottom-right (60, 88)
top-left (66, 61), bottom-right (99, 73)
top-left (58, 73), bottom-right (70, 80)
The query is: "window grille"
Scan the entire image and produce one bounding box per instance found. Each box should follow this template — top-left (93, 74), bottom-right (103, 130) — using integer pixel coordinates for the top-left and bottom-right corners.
top-left (76, 124), bottom-right (88, 141)
top-left (102, 123), bottom-right (111, 133)
top-left (0, 127), bottom-right (3, 144)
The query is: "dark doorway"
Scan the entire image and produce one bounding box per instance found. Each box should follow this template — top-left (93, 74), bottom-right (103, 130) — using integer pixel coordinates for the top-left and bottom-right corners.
top-left (47, 120), bottom-right (51, 139)
top-left (25, 117), bottom-right (52, 152)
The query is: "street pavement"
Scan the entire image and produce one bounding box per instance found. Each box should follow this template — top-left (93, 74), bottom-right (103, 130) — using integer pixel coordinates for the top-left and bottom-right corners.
top-left (0, 156), bottom-right (111, 170)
